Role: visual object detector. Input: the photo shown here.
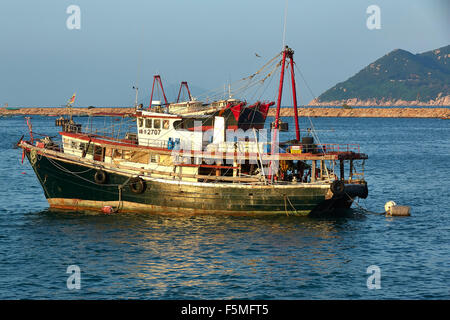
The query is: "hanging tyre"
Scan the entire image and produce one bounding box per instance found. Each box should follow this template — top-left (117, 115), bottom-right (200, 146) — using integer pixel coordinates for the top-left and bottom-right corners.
top-left (361, 183), bottom-right (369, 199)
top-left (330, 180), bottom-right (345, 196)
top-left (129, 177), bottom-right (146, 194)
top-left (94, 170), bottom-right (107, 184)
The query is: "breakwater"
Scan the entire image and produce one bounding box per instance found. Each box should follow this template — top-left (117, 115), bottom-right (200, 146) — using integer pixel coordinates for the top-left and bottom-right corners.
top-left (1, 107), bottom-right (449, 118)
top-left (0, 107), bottom-right (133, 117)
top-left (270, 107), bottom-right (450, 118)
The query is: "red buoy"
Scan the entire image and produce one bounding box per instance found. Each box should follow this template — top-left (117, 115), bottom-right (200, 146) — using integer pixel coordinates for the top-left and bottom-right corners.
top-left (101, 206), bottom-right (114, 214)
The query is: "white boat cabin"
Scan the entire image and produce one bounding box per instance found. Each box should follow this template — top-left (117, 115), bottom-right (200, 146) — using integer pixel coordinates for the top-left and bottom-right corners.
top-left (135, 110), bottom-right (204, 151)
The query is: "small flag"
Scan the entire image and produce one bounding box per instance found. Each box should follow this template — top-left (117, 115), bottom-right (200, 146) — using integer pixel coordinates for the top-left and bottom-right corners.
top-left (68, 93), bottom-right (76, 105)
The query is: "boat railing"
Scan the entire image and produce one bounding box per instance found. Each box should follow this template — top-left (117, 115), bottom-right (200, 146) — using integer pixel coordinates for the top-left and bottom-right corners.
top-left (314, 143), bottom-right (361, 154)
top-left (137, 137), bottom-right (168, 149)
top-left (289, 143), bottom-right (361, 155)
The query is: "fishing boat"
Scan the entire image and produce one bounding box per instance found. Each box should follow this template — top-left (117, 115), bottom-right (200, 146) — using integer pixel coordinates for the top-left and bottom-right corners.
top-left (3, 103), bottom-right (20, 111)
top-left (17, 46), bottom-right (368, 216)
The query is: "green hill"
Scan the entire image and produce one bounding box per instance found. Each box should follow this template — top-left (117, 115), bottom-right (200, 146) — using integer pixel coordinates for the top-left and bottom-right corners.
top-left (316, 45), bottom-right (449, 104)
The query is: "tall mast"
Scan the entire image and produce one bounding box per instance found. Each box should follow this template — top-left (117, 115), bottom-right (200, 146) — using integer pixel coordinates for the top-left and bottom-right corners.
top-left (273, 48), bottom-right (288, 132)
top-left (270, 45), bottom-right (301, 182)
top-left (269, 48), bottom-right (288, 183)
top-left (273, 46), bottom-right (300, 141)
top-left (289, 54), bottom-right (300, 141)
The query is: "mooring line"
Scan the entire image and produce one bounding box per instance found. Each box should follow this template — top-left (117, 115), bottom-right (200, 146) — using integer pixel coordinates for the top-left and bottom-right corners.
top-left (345, 192), bottom-right (384, 215)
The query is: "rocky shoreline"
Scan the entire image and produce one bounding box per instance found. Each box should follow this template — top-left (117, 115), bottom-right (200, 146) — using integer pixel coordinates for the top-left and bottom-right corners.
top-left (1, 106), bottom-right (449, 118)
top-left (308, 95), bottom-right (450, 107)
top-left (270, 107), bottom-right (449, 118)
top-left (0, 107), bottom-right (134, 117)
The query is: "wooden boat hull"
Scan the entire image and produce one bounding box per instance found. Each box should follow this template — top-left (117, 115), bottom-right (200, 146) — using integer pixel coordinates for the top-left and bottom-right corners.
top-left (24, 149), bottom-right (365, 216)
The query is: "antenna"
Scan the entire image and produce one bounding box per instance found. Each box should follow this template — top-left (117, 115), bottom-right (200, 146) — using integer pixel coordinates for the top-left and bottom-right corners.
top-left (132, 86), bottom-right (139, 108)
top-left (134, 22), bottom-right (145, 108)
top-left (282, 0), bottom-right (289, 49)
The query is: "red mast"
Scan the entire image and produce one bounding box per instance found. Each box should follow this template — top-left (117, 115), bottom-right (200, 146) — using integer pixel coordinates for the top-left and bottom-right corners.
top-left (289, 56), bottom-right (300, 141)
top-left (149, 75), bottom-right (168, 109)
top-left (176, 81), bottom-right (192, 103)
top-left (270, 46), bottom-right (301, 183)
top-left (273, 46), bottom-right (300, 141)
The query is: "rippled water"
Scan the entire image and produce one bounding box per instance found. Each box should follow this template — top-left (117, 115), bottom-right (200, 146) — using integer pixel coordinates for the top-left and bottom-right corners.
top-left (0, 115), bottom-right (448, 299)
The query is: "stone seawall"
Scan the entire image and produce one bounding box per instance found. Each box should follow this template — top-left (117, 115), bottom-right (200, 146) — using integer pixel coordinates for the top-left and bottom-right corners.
top-left (0, 107), bottom-right (134, 117)
top-left (267, 107), bottom-right (449, 118)
top-left (1, 107), bottom-right (449, 118)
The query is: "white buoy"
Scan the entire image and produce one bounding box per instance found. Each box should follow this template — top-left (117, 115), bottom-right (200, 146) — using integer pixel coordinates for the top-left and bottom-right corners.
top-left (384, 201), bottom-right (411, 216)
top-left (384, 201), bottom-right (396, 213)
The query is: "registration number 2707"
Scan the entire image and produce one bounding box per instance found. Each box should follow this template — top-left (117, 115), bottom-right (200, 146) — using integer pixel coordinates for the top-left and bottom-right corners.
top-left (139, 129), bottom-right (161, 135)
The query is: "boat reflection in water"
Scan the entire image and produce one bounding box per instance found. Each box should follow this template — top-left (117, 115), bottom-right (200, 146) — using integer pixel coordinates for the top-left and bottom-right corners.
top-left (106, 214), bottom-right (353, 297)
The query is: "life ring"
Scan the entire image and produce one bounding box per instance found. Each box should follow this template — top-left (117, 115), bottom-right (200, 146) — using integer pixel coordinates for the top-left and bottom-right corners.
top-left (129, 177), bottom-right (146, 194)
top-left (94, 170), bottom-right (107, 184)
top-left (330, 180), bottom-right (345, 196)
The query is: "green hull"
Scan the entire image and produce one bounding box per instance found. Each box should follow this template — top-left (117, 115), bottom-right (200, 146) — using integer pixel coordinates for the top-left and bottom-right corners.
top-left (26, 150), bottom-right (354, 216)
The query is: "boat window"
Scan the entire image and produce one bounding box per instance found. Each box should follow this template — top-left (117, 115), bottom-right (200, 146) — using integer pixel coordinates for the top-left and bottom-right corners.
top-left (145, 119), bottom-right (152, 128)
top-left (71, 141), bottom-right (77, 149)
top-left (94, 145), bottom-right (105, 161)
top-left (87, 144), bottom-right (94, 155)
top-left (173, 120), bottom-right (185, 129)
top-left (94, 146), bottom-right (103, 155)
top-left (154, 119), bottom-right (161, 129)
top-left (138, 118), bottom-right (143, 127)
top-left (163, 120), bottom-right (170, 129)
top-left (79, 142), bottom-right (85, 151)
top-left (112, 149), bottom-right (122, 159)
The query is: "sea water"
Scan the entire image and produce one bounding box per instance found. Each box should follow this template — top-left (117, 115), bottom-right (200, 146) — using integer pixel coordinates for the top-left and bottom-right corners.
top-left (0, 115), bottom-right (448, 299)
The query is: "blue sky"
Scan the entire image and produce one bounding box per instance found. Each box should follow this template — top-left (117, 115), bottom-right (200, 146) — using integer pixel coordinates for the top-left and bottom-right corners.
top-left (0, 0), bottom-right (448, 107)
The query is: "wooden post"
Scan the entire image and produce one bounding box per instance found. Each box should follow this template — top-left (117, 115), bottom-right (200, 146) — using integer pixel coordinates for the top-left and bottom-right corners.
top-left (216, 161), bottom-right (221, 177)
top-left (311, 160), bottom-right (316, 182)
top-left (320, 160), bottom-right (324, 180)
top-left (349, 159), bottom-right (353, 181)
top-left (340, 160), bottom-right (344, 181)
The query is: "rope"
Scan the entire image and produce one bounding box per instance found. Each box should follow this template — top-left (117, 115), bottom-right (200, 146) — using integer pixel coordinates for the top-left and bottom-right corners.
top-left (46, 151), bottom-right (138, 213)
top-left (344, 191), bottom-right (384, 215)
top-left (284, 195), bottom-right (289, 216)
top-left (47, 154), bottom-right (133, 188)
top-left (286, 194), bottom-right (298, 214)
top-left (113, 176), bottom-right (133, 213)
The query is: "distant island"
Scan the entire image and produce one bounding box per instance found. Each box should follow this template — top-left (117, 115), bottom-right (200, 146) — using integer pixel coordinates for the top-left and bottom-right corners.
top-left (309, 44), bottom-right (450, 106)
